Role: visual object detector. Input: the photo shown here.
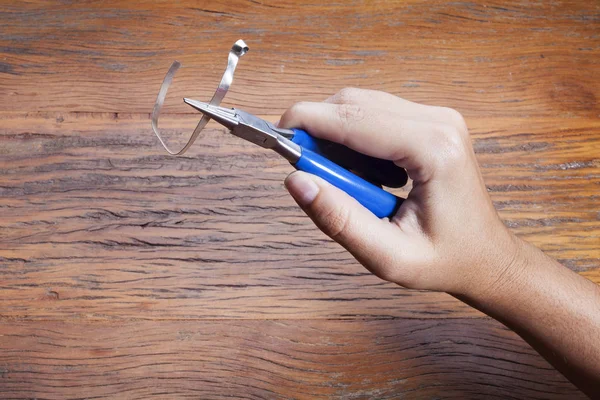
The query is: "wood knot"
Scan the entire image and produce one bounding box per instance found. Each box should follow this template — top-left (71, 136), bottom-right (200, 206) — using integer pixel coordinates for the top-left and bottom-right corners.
top-left (41, 289), bottom-right (60, 301)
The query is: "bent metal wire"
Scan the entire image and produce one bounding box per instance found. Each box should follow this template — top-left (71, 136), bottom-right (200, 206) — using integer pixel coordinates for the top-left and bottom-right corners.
top-left (151, 39), bottom-right (249, 155)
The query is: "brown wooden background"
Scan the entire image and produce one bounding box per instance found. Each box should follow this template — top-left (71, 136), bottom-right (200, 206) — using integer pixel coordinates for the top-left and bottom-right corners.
top-left (1, 1), bottom-right (598, 398)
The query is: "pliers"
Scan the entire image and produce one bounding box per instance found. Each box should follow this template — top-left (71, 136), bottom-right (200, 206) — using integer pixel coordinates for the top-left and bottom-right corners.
top-left (184, 99), bottom-right (408, 218)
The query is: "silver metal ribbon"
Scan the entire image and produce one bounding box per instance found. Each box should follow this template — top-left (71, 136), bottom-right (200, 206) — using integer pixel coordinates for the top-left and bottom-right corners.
top-left (151, 39), bottom-right (249, 155)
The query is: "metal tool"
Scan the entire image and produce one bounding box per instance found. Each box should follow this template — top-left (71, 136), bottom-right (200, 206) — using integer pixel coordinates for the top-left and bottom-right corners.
top-left (151, 40), bottom-right (249, 155)
top-left (184, 99), bottom-right (406, 218)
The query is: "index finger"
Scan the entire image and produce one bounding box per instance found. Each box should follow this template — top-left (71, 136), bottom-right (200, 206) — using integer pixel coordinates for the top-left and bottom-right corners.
top-left (278, 101), bottom-right (460, 183)
top-left (325, 88), bottom-right (466, 129)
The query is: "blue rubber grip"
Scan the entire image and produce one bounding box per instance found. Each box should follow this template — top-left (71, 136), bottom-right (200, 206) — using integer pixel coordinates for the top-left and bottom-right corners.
top-left (291, 129), bottom-right (408, 188)
top-left (293, 147), bottom-right (402, 218)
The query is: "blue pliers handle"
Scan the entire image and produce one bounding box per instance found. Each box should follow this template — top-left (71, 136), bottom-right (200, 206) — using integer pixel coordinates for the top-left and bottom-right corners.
top-left (291, 129), bottom-right (408, 189)
top-left (290, 130), bottom-right (404, 218)
top-left (183, 99), bottom-right (407, 218)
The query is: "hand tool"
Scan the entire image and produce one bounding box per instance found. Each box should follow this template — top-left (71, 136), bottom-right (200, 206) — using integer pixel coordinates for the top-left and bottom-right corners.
top-left (184, 99), bottom-right (407, 218)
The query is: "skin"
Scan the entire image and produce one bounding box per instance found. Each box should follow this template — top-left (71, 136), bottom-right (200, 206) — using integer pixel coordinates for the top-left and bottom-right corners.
top-left (278, 88), bottom-right (600, 397)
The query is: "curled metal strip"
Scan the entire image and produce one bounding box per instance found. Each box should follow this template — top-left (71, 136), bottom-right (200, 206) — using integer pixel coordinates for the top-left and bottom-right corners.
top-left (151, 39), bottom-right (249, 155)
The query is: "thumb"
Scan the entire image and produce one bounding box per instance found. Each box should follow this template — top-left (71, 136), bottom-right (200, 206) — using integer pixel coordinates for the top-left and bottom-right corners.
top-left (284, 171), bottom-right (405, 282)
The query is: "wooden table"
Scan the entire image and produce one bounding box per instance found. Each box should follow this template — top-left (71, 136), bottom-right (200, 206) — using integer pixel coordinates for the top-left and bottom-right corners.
top-left (1, 1), bottom-right (598, 398)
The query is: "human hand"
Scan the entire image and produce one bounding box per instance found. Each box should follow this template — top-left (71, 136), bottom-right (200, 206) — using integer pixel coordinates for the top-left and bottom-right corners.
top-left (280, 88), bottom-right (520, 296)
top-left (281, 88), bottom-right (600, 394)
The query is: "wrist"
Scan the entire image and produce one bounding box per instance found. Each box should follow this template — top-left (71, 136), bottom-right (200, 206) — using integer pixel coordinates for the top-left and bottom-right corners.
top-left (451, 228), bottom-right (531, 305)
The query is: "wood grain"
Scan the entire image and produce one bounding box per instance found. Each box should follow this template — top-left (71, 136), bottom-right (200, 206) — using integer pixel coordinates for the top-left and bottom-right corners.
top-left (1, 0), bottom-right (598, 397)
top-left (0, 0), bottom-right (599, 117)
top-left (0, 112), bottom-right (597, 321)
top-left (0, 319), bottom-right (584, 399)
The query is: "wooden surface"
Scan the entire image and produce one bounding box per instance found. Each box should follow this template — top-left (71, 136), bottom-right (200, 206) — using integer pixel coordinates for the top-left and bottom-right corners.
top-left (0, 0), bottom-right (598, 398)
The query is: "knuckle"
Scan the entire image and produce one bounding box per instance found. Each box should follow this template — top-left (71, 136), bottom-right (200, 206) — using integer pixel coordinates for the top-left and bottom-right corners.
top-left (441, 107), bottom-right (468, 133)
top-left (335, 103), bottom-right (365, 130)
top-left (335, 87), bottom-right (362, 104)
top-left (315, 203), bottom-right (353, 242)
top-left (430, 124), bottom-right (468, 168)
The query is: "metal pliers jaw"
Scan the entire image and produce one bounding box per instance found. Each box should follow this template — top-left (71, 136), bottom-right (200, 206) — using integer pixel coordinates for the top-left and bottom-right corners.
top-left (184, 99), bottom-right (302, 163)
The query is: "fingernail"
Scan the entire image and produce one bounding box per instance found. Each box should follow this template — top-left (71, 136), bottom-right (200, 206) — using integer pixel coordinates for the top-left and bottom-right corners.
top-left (285, 172), bottom-right (319, 206)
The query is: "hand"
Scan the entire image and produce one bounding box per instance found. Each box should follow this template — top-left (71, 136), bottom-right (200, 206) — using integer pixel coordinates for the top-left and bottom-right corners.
top-left (280, 88), bottom-right (600, 395)
top-left (280, 88), bottom-right (519, 296)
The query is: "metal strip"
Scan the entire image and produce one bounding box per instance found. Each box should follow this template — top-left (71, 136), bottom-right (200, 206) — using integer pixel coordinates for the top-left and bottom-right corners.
top-left (151, 39), bottom-right (249, 155)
